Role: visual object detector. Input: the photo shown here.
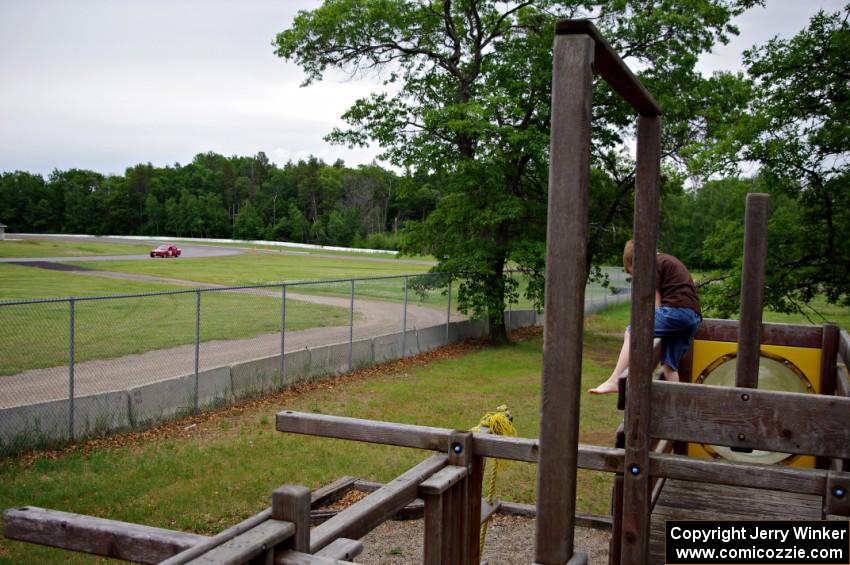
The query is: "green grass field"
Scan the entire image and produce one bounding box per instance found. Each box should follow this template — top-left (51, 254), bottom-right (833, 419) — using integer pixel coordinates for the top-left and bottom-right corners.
top-left (0, 307), bottom-right (624, 564)
top-left (0, 239), bottom-right (151, 258)
top-left (69, 253), bottom-right (430, 286)
top-left (0, 264), bottom-right (353, 376)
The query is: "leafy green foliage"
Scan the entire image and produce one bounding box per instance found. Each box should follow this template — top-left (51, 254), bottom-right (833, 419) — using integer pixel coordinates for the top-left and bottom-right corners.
top-left (691, 6), bottom-right (850, 317)
top-left (275, 0), bottom-right (759, 342)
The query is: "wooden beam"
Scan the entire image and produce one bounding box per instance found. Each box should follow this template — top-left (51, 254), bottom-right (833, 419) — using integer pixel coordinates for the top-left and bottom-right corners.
top-left (736, 193), bottom-right (769, 389)
top-left (696, 319), bottom-right (823, 348)
top-left (650, 452), bottom-right (828, 495)
top-left (480, 499), bottom-right (502, 524)
top-left (310, 477), bottom-right (358, 508)
top-left (536, 31), bottom-right (595, 565)
top-left (651, 381), bottom-right (850, 459)
top-left (313, 538), bottom-right (362, 562)
top-left (840, 330), bottom-right (850, 366)
top-left (309, 454), bottom-right (447, 553)
top-left (825, 471), bottom-right (850, 516)
top-left (160, 509), bottom-right (273, 565)
top-left (185, 520), bottom-right (293, 565)
top-left (273, 485), bottom-right (311, 553)
top-left (819, 323), bottom-right (840, 396)
top-left (277, 410), bottom-right (543, 463)
top-left (621, 113), bottom-right (662, 565)
top-left (276, 550), bottom-right (356, 565)
top-left (419, 465), bottom-right (468, 496)
top-left (555, 20), bottom-right (661, 117)
top-left (448, 431), bottom-right (472, 565)
top-left (2, 506), bottom-right (206, 564)
top-left (837, 363), bottom-right (850, 398)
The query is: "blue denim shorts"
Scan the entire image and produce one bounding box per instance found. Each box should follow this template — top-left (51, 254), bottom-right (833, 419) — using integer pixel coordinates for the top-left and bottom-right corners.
top-left (653, 306), bottom-right (701, 371)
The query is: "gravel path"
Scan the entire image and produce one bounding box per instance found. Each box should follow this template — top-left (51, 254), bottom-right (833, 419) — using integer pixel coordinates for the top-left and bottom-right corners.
top-left (357, 516), bottom-right (610, 564)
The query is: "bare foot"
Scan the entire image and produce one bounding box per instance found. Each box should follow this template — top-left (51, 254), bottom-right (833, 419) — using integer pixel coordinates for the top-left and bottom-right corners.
top-left (588, 379), bottom-right (619, 394)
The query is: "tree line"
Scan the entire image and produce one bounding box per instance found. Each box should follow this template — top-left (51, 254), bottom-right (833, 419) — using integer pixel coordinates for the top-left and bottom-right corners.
top-left (0, 154), bottom-right (437, 249)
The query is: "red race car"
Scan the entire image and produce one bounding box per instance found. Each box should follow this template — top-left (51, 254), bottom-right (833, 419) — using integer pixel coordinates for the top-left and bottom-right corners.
top-left (150, 244), bottom-right (182, 258)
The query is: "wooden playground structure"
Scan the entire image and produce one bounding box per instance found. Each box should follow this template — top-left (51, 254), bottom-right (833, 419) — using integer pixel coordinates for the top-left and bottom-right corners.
top-left (4, 19), bottom-right (850, 565)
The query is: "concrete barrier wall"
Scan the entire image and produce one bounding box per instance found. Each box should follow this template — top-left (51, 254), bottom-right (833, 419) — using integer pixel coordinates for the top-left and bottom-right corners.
top-left (4, 305), bottom-right (623, 451)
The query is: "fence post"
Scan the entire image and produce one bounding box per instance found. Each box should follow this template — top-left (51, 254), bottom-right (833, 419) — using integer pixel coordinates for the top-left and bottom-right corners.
top-left (280, 284), bottom-right (287, 388)
top-left (446, 279), bottom-right (452, 343)
top-left (68, 298), bottom-right (75, 441)
top-left (402, 275), bottom-right (408, 358)
top-left (507, 271), bottom-right (513, 331)
top-left (194, 288), bottom-right (200, 414)
top-left (348, 279), bottom-right (355, 372)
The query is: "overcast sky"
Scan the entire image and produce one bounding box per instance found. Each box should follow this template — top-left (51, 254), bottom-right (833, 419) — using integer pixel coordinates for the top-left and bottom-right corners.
top-left (0, 1), bottom-right (845, 177)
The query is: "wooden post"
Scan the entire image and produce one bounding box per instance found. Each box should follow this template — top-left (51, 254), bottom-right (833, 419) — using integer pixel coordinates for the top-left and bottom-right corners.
top-left (448, 431), bottom-right (473, 564)
top-left (272, 485), bottom-right (311, 553)
top-left (817, 323), bottom-right (841, 469)
top-left (736, 193), bottom-right (769, 389)
top-left (535, 31), bottom-right (594, 565)
top-left (620, 114), bottom-right (661, 565)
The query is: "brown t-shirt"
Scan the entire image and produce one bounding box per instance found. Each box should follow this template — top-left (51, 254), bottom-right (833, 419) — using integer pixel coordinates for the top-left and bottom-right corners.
top-left (656, 253), bottom-right (701, 315)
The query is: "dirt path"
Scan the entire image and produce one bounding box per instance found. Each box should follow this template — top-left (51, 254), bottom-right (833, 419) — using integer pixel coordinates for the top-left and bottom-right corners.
top-left (0, 268), bottom-right (454, 408)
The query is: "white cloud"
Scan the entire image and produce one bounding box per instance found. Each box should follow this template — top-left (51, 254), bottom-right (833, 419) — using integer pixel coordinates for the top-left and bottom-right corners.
top-left (0, 0), bottom-right (845, 176)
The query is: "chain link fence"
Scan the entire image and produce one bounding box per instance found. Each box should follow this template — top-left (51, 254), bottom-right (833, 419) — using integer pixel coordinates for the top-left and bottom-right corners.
top-left (0, 270), bottom-right (630, 455)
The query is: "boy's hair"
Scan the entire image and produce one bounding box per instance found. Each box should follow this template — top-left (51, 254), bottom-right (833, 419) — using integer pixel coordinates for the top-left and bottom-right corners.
top-left (623, 239), bottom-right (634, 271)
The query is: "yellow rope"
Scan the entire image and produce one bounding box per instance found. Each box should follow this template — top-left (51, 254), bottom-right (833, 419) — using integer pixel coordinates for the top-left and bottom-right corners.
top-left (470, 405), bottom-right (516, 554)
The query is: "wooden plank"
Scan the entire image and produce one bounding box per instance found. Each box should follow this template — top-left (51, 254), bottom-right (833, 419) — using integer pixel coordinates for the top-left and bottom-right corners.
top-left (480, 499), bottom-right (502, 524)
top-left (310, 477), bottom-right (358, 508)
top-left (621, 113), bottom-right (662, 565)
top-left (448, 431), bottom-right (472, 564)
top-left (313, 538), bottom-right (362, 562)
top-left (650, 451), bottom-right (827, 495)
top-left (825, 471), bottom-right (850, 516)
top-left (817, 323), bottom-right (841, 468)
top-left (554, 20), bottom-right (661, 117)
top-left (161, 509), bottom-right (273, 565)
top-left (840, 330), bottom-right (850, 366)
top-left (442, 484), bottom-right (454, 564)
top-left (651, 380), bottom-right (850, 459)
top-left (736, 193), bottom-right (769, 389)
top-left (422, 492), bottom-right (444, 565)
top-left (278, 410), bottom-right (542, 463)
top-left (536, 31), bottom-right (595, 565)
top-left (648, 479), bottom-right (824, 565)
top-left (819, 323), bottom-right (840, 396)
top-left (309, 454), bottom-right (447, 553)
top-left (272, 485), bottom-right (311, 552)
top-left (2, 506), bottom-right (207, 564)
top-left (419, 465), bottom-right (468, 496)
top-left (276, 550), bottom-right (356, 565)
top-left (466, 455), bottom-right (485, 565)
top-left (837, 363), bottom-right (850, 398)
top-left (610, 475), bottom-right (624, 565)
top-left (186, 520), bottom-right (294, 565)
top-left (696, 319), bottom-right (823, 348)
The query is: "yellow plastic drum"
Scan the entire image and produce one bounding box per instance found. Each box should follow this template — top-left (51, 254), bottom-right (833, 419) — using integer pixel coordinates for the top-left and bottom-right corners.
top-left (687, 340), bottom-right (822, 467)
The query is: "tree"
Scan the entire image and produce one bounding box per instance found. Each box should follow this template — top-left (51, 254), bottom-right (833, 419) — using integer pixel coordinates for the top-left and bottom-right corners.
top-left (700, 6), bottom-right (850, 317)
top-left (275, 0), bottom-right (758, 343)
top-left (232, 201), bottom-right (266, 240)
